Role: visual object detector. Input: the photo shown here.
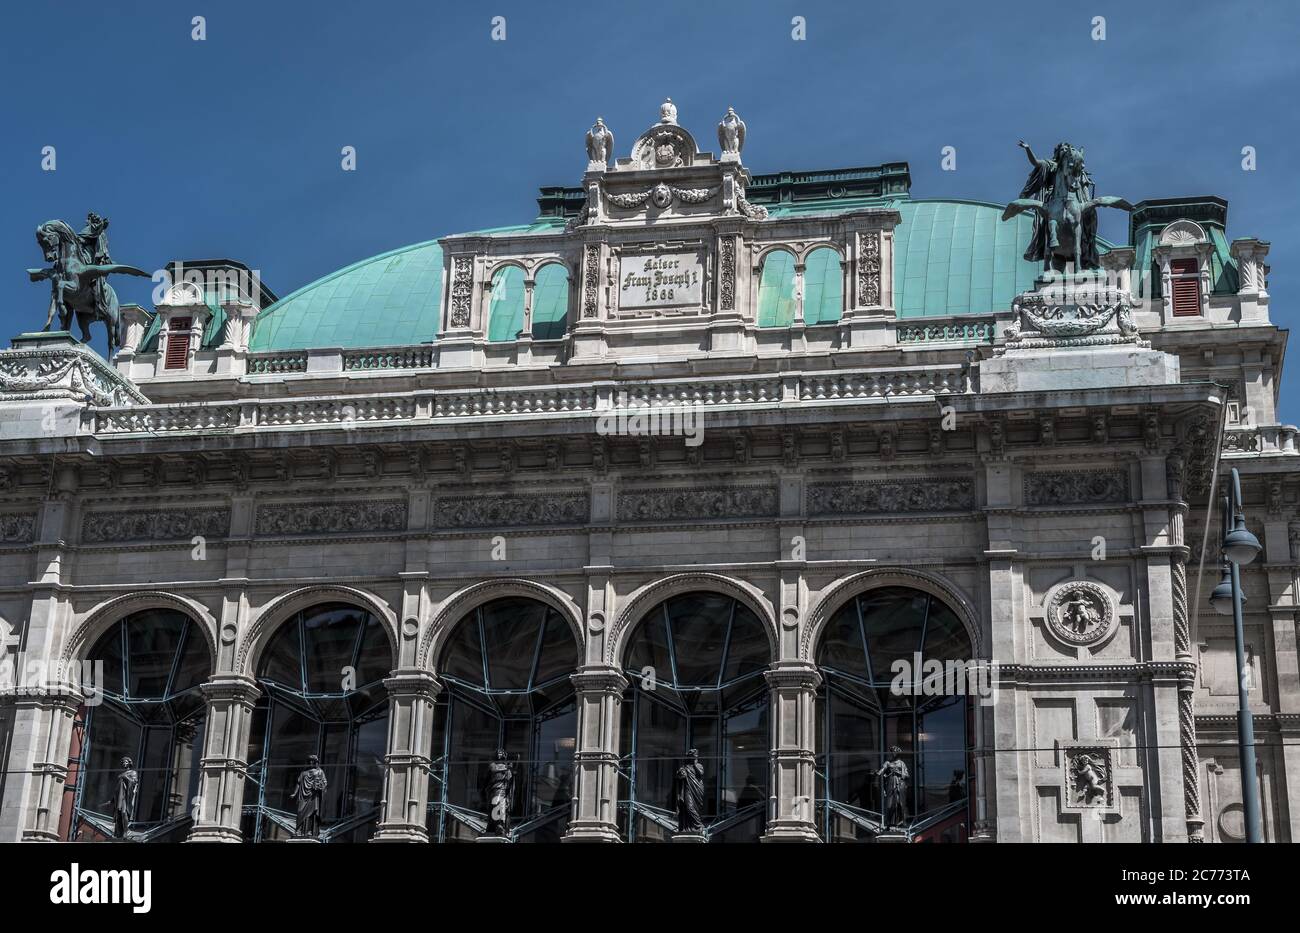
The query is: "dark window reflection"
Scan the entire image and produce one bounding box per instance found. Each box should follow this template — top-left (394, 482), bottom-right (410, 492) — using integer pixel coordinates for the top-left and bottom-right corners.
top-left (243, 603), bottom-right (391, 842)
top-left (815, 587), bottom-right (972, 843)
top-left (428, 598), bottom-right (578, 842)
top-left (618, 593), bottom-right (770, 842)
top-left (67, 610), bottom-right (210, 841)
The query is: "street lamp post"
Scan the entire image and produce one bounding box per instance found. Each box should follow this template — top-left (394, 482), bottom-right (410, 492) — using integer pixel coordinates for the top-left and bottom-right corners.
top-left (1208, 466), bottom-right (1264, 843)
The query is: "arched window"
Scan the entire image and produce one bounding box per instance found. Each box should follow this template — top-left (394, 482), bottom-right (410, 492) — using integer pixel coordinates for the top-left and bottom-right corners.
top-left (487, 265), bottom-right (526, 342)
top-left (756, 249), bottom-right (797, 328)
top-left (815, 586), bottom-right (972, 842)
top-left (619, 592), bottom-right (770, 842)
top-left (242, 603), bottom-right (391, 842)
top-left (803, 247), bottom-right (844, 324)
top-left (428, 597), bottom-right (578, 842)
top-left (66, 609), bottom-right (210, 841)
top-left (531, 263), bottom-right (570, 340)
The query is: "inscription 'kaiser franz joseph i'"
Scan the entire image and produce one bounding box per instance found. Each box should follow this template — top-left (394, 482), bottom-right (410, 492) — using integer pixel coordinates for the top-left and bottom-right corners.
top-left (619, 252), bottom-right (702, 309)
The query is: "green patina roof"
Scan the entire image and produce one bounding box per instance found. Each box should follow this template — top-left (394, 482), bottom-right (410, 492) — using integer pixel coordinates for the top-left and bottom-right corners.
top-left (247, 220), bottom-right (567, 352)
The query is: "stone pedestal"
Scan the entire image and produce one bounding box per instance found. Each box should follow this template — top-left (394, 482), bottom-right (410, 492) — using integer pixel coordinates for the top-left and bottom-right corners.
top-left (0, 333), bottom-right (148, 441)
top-left (980, 275), bottom-right (1180, 393)
top-left (671, 832), bottom-right (707, 844)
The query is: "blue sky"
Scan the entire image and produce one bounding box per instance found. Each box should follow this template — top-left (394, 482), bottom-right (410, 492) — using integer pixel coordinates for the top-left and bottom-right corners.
top-left (3, 1), bottom-right (1298, 410)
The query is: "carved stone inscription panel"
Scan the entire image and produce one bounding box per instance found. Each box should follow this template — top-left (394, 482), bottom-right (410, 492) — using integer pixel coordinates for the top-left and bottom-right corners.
top-left (618, 252), bottom-right (703, 310)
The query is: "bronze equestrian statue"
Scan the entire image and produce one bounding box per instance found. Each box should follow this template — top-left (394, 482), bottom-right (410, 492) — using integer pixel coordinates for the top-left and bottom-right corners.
top-left (27, 212), bottom-right (149, 356)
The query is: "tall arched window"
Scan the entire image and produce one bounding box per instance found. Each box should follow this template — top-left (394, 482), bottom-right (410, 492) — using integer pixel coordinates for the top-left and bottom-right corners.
top-left (428, 597), bottom-right (578, 842)
top-left (242, 603), bottom-right (392, 842)
top-left (487, 265), bottom-right (526, 342)
top-left (756, 249), bottom-right (797, 328)
top-left (619, 592), bottom-right (770, 842)
top-left (531, 263), bottom-right (570, 340)
top-left (803, 247), bottom-right (844, 324)
top-left (815, 586), bottom-right (972, 842)
top-left (66, 609), bottom-right (210, 841)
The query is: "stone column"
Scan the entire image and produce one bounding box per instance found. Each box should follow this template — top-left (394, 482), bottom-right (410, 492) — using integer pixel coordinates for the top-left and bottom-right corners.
top-left (1167, 455), bottom-right (1204, 841)
top-left (762, 660), bottom-right (821, 842)
top-left (564, 666), bottom-right (626, 842)
top-left (187, 675), bottom-right (260, 842)
top-left (5, 687), bottom-right (81, 841)
top-left (372, 669), bottom-right (441, 842)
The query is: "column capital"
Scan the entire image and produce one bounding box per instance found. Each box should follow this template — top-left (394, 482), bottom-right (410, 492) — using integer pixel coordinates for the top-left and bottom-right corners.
top-left (764, 660), bottom-right (822, 691)
top-left (383, 668), bottom-right (442, 701)
top-left (570, 665), bottom-right (629, 694)
top-left (199, 674), bottom-right (261, 706)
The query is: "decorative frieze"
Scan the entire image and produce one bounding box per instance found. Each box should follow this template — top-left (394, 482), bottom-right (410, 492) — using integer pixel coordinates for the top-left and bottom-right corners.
top-left (255, 499), bottom-right (407, 536)
top-left (82, 508), bottom-right (230, 543)
top-left (0, 512), bottom-right (38, 544)
top-left (433, 492), bottom-right (589, 529)
top-left (807, 477), bottom-right (975, 516)
top-left (1024, 470), bottom-right (1128, 506)
top-left (617, 485), bottom-right (777, 522)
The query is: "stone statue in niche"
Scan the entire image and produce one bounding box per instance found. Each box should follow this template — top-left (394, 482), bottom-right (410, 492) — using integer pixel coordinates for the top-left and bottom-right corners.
top-left (717, 107), bottom-right (746, 157)
top-left (113, 756), bottom-right (138, 839)
top-left (671, 747), bottom-right (705, 834)
top-left (482, 748), bottom-right (515, 837)
top-left (877, 745), bottom-right (909, 829)
top-left (585, 117), bottom-right (615, 167)
top-left (291, 754), bottom-right (328, 837)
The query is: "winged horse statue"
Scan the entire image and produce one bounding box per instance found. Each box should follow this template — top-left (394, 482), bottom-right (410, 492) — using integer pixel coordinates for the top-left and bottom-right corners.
top-left (1002, 141), bottom-right (1132, 274)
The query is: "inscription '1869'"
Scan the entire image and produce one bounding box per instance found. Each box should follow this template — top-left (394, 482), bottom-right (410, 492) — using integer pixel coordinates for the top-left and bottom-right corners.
top-left (619, 252), bottom-right (703, 309)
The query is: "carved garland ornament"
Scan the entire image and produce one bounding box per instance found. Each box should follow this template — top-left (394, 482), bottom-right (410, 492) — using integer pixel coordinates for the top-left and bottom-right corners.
top-left (858, 230), bottom-right (881, 305)
top-left (450, 257), bottom-right (473, 328)
top-left (605, 184), bottom-right (719, 210)
top-left (1045, 581), bottom-right (1117, 647)
top-left (582, 245), bottom-right (600, 318)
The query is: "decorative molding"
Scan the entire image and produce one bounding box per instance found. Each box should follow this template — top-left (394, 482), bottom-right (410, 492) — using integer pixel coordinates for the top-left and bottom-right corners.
top-left (617, 485), bottom-right (777, 522)
top-left (719, 238), bottom-right (736, 311)
top-left (432, 492), bottom-right (589, 529)
top-left (807, 477), bottom-right (974, 516)
top-left (582, 245), bottom-right (600, 318)
top-left (255, 499), bottom-right (407, 536)
top-left (82, 508), bottom-right (230, 543)
top-left (1024, 470), bottom-right (1128, 506)
top-left (0, 342), bottom-right (148, 407)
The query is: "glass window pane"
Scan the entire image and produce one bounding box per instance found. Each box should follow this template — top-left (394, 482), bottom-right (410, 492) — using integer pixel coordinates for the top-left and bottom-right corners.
top-left (481, 598), bottom-right (548, 691)
top-left (440, 615), bottom-right (486, 687)
top-left (757, 250), bottom-right (797, 328)
top-left (487, 265), bottom-right (525, 342)
top-left (722, 604), bottom-right (769, 683)
top-left (355, 616), bottom-right (392, 688)
top-left (170, 624), bottom-right (209, 696)
top-left (923, 602), bottom-right (971, 663)
top-left (125, 610), bottom-right (185, 698)
top-left (302, 605), bottom-right (364, 694)
top-left (258, 620), bottom-right (303, 690)
top-left (803, 247), bottom-right (843, 324)
top-left (666, 593), bottom-right (732, 686)
top-left (817, 603), bottom-right (866, 676)
top-left (861, 588), bottom-right (930, 685)
top-left (532, 610), bottom-right (578, 688)
top-left (531, 263), bottom-right (569, 340)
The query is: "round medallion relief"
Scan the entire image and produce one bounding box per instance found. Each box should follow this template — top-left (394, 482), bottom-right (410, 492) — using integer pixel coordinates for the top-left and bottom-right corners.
top-left (1045, 581), bottom-right (1117, 647)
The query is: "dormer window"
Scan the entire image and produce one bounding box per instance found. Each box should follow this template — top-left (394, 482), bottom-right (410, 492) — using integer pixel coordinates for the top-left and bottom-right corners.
top-left (1170, 257), bottom-right (1201, 316)
top-left (164, 316), bottom-right (193, 369)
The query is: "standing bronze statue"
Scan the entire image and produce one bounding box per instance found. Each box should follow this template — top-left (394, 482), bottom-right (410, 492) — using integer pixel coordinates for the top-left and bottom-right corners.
top-left (290, 754), bottom-right (328, 838)
top-left (1002, 141), bottom-right (1132, 273)
top-left (113, 756), bottom-right (138, 840)
top-left (877, 746), bottom-right (909, 830)
top-left (27, 212), bottom-right (149, 356)
top-left (671, 747), bottom-right (706, 835)
top-left (482, 748), bottom-right (515, 837)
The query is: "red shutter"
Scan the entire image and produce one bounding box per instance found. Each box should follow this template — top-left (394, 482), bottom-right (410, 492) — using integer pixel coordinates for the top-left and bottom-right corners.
top-left (164, 316), bottom-right (192, 369)
top-left (1170, 259), bottom-right (1201, 316)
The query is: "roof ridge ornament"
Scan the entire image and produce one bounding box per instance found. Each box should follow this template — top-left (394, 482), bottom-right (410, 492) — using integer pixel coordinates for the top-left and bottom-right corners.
top-left (659, 97), bottom-right (677, 125)
top-left (717, 107), bottom-right (746, 162)
top-left (585, 116), bottom-right (615, 171)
